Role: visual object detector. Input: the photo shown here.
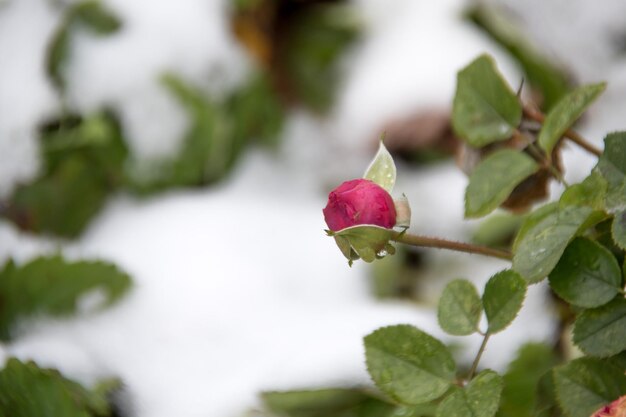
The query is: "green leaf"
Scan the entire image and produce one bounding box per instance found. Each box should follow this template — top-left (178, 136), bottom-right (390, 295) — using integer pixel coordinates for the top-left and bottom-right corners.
top-left (573, 297), bottom-right (626, 357)
top-left (548, 237), bottom-right (622, 308)
top-left (511, 202), bottom-right (558, 252)
top-left (332, 226), bottom-right (395, 263)
top-left (537, 83), bottom-right (606, 154)
top-left (482, 270), bottom-right (527, 333)
top-left (553, 357), bottom-right (626, 417)
top-left (512, 205), bottom-right (599, 282)
top-left (364, 325), bottom-right (456, 405)
top-left (364, 141), bottom-right (396, 193)
top-left (559, 170), bottom-right (607, 210)
top-left (452, 54), bottom-right (522, 147)
top-left (497, 343), bottom-right (559, 417)
top-left (596, 131), bottom-right (626, 213)
top-left (0, 256), bottom-right (132, 342)
top-left (435, 370), bottom-right (503, 417)
top-left (437, 279), bottom-right (482, 336)
top-left (465, 149), bottom-right (540, 218)
top-left (611, 210), bottom-right (626, 250)
top-left (465, 5), bottom-right (572, 111)
top-left (7, 113), bottom-right (127, 237)
top-left (47, 1), bottom-right (121, 90)
top-left (261, 388), bottom-right (396, 417)
top-left (472, 213), bottom-right (523, 248)
top-left (0, 358), bottom-right (120, 417)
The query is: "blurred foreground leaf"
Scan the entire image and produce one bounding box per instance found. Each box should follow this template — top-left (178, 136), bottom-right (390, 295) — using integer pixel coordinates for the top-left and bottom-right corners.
top-left (496, 343), bottom-right (559, 417)
top-left (0, 358), bottom-right (120, 417)
top-left (0, 255), bottom-right (131, 342)
top-left (573, 297), bottom-right (626, 357)
top-left (596, 132), bottom-right (626, 214)
top-left (435, 370), bottom-right (502, 417)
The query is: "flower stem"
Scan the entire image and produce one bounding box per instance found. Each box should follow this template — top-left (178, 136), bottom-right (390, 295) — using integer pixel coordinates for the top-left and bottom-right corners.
top-left (391, 232), bottom-right (512, 260)
top-left (468, 333), bottom-right (490, 380)
top-left (522, 106), bottom-right (602, 157)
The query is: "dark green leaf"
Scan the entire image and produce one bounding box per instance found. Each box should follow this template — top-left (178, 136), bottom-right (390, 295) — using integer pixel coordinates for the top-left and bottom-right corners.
top-left (538, 83), bottom-right (606, 154)
top-left (0, 358), bottom-right (120, 417)
top-left (512, 205), bottom-right (599, 282)
top-left (465, 150), bottom-right (539, 218)
top-left (452, 54), bottom-right (522, 147)
top-left (435, 370), bottom-right (503, 417)
top-left (437, 279), bottom-right (482, 336)
top-left (364, 325), bottom-right (456, 405)
top-left (548, 237), bottom-right (622, 308)
top-left (573, 297), bottom-right (626, 357)
top-left (611, 210), bottom-right (626, 250)
top-left (497, 343), bottom-right (559, 417)
top-left (482, 270), bottom-right (527, 333)
top-left (0, 256), bottom-right (132, 342)
top-left (553, 357), bottom-right (626, 417)
top-left (261, 388), bottom-right (396, 417)
top-left (466, 5), bottom-right (571, 110)
top-left (596, 132), bottom-right (626, 213)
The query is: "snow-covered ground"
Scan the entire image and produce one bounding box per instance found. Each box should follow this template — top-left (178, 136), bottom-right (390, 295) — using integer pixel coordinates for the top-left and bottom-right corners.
top-left (1, 0), bottom-right (625, 416)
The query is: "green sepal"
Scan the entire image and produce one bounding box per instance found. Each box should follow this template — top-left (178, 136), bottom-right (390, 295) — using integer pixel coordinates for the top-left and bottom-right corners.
top-left (364, 140), bottom-right (396, 193)
top-left (329, 225), bottom-right (396, 264)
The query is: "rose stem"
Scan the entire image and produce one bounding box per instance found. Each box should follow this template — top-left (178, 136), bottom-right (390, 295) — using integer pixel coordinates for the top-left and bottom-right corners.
top-left (522, 106), bottom-right (602, 157)
top-left (392, 232), bottom-right (512, 261)
top-left (467, 333), bottom-right (491, 380)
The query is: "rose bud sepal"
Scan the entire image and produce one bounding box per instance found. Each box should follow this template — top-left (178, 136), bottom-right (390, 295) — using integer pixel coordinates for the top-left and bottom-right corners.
top-left (327, 225), bottom-right (396, 265)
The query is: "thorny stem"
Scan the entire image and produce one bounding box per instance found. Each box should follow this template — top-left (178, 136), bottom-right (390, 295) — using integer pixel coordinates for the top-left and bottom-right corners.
top-left (392, 232), bottom-right (512, 261)
top-left (513, 129), bottom-right (569, 186)
top-left (522, 106), bottom-right (602, 157)
top-left (468, 333), bottom-right (491, 380)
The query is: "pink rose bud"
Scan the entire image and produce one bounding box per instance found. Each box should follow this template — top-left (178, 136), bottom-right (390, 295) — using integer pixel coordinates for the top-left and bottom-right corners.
top-left (323, 179), bottom-right (397, 231)
top-left (591, 395), bottom-right (626, 417)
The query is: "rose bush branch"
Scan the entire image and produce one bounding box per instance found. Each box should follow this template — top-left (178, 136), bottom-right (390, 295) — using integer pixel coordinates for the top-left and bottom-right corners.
top-left (391, 231), bottom-right (512, 260)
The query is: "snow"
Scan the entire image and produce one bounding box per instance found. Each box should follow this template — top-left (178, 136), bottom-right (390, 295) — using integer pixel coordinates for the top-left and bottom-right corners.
top-left (0, 0), bottom-right (623, 416)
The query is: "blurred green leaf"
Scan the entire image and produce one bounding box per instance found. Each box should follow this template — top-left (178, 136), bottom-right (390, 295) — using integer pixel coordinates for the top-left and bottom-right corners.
top-left (282, 4), bottom-right (359, 113)
top-left (573, 297), bottom-right (626, 357)
top-left (435, 370), bottom-right (502, 417)
top-left (512, 205), bottom-right (601, 282)
top-left (465, 149), bottom-right (539, 218)
top-left (364, 141), bottom-right (396, 193)
top-left (553, 357), bottom-right (626, 417)
top-left (482, 270), bottom-right (526, 334)
top-left (452, 54), bottom-right (522, 147)
top-left (466, 5), bottom-right (571, 110)
top-left (596, 132), bottom-right (626, 214)
top-left (538, 83), bottom-right (606, 155)
top-left (472, 213), bottom-right (523, 248)
top-left (364, 325), bottom-right (456, 405)
top-left (261, 388), bottom-right (396, 417)
top-left (496, 343), bottom-right (559, 417)
top-left (0, 358), bottom-right (120, 417)
top-left (437, 279), bottom-right (482, 336)
top-left (7, 113), bottom-right (127, 237)
top-left (47, 0), bottom-right (122, 90)
top-left (548, 237), bottom-right (622, 308)
top-left (0, 255), bottom-right (131, 342)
